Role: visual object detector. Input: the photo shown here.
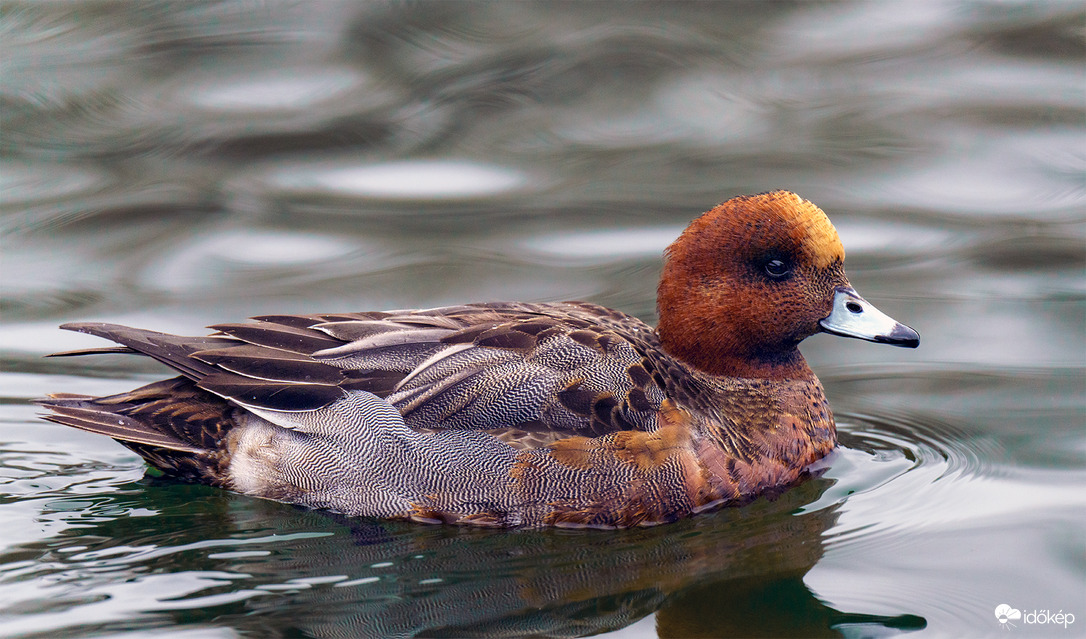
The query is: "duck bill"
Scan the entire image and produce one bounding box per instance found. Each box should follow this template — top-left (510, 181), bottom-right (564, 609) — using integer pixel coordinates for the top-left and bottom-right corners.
top-left (819, 286), bottom-right (919, 348)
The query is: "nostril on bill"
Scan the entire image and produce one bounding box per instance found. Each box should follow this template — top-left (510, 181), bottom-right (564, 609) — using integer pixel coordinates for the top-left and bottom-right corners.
top-left (846, 301), bottom-right (863, 314)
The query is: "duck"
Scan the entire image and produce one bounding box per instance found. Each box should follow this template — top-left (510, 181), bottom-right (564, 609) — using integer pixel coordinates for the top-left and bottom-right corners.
top-left (39, 191), bottom-right (919, 529)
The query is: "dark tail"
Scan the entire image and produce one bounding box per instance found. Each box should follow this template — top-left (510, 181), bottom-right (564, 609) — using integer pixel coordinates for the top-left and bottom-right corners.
top-left (38, 391), bottom-right (203, 453)
top-left (38, 377), bottom-right (237, 484)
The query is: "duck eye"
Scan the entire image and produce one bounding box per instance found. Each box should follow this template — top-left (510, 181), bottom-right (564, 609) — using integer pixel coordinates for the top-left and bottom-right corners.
top-left (764, 258), bottom-right (791, 279)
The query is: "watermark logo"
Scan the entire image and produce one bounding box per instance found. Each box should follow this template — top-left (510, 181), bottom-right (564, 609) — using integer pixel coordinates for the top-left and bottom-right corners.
top-left (995, 604), bottom-right (1075, 630)
top-left (995, 604), bottom-right (1021, 629)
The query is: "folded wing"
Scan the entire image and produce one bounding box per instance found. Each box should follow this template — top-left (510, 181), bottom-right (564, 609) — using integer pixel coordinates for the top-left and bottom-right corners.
top-left (54, 302), bottom-right (668, 447)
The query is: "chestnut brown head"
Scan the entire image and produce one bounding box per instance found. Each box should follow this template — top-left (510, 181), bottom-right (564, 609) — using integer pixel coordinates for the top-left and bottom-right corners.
top-left (656, 191), bottom-right (917, 379)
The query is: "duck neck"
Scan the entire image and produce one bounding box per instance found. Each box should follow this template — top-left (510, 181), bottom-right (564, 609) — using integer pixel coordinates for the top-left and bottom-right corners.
top-left (655, 313), bottom-right (816, 380)
top-left (672, 341), bottom-right (816, 380)
top-left (721, 349), bottom-right (815, 380)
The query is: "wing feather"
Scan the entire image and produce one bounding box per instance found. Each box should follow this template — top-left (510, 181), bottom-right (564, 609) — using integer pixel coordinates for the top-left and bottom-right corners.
top-left (209, 321), bottom-right (342, 353)
top-left (192, 344), bottom-right (343, 384)
top-left (49, 303), bottom-right (669, 447)
top-left (59, 322), bottom-right (230, 380)
top-left (197, 372), bottom-right (343, 411)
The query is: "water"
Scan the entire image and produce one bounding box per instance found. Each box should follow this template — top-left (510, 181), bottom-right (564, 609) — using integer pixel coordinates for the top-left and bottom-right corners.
top-left (1, 1), bottom-right (1084, 637)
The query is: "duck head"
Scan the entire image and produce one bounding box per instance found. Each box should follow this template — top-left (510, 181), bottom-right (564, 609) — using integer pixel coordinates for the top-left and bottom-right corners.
top-left (657, 191), bottom-right (918, 380)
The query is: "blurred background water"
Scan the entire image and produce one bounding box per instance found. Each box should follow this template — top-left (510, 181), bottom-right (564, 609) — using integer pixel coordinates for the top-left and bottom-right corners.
top-left (1, 1), bottom-right (1084, 637)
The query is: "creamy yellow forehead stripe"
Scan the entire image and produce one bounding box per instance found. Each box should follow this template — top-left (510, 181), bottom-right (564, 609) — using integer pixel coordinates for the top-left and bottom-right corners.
top-left (789, 193), bottom-right (844, 268)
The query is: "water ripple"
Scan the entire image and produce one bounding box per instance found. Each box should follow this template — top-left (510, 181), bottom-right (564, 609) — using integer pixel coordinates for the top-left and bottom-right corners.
top-left (184, 68), bottom-right (364, 114)
top-left (265, 159), bottom-right (532, 201)
top-left (805, 409), bottom-right (1004, 554)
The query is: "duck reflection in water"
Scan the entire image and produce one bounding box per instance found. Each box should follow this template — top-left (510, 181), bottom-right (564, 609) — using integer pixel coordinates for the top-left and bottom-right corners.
top-left (29, 472), bottom-right (923, 637)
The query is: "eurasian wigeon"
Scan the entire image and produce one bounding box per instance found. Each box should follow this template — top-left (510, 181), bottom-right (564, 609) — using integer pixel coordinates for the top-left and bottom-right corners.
top-left (40, 191), bottom-right (918, 528)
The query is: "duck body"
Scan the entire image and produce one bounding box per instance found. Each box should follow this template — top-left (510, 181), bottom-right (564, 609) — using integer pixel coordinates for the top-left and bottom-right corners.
top-left (41, 191), bottom-right (918, 528)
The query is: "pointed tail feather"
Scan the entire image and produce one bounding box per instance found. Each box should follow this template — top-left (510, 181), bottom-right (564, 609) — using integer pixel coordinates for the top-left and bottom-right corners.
top-left (55, 323), bottom-right (234, 381)
top-left (37, 394), bottom-right (204, 453)
top-left (47, 346), bottom-right (139, 357)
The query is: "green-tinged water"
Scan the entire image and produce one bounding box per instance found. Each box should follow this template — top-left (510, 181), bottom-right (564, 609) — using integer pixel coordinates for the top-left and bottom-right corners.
top-left (1, 2), bottom-right (1083, 637)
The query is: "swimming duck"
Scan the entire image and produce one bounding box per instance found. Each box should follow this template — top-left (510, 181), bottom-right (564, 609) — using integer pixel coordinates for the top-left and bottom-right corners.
top-left (40, 191), bottom-right (918, 529)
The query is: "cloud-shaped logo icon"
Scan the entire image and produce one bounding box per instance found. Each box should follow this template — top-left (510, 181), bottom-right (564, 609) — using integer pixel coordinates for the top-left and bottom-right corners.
top-left (995, 604), bottom-right (1021, 628)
